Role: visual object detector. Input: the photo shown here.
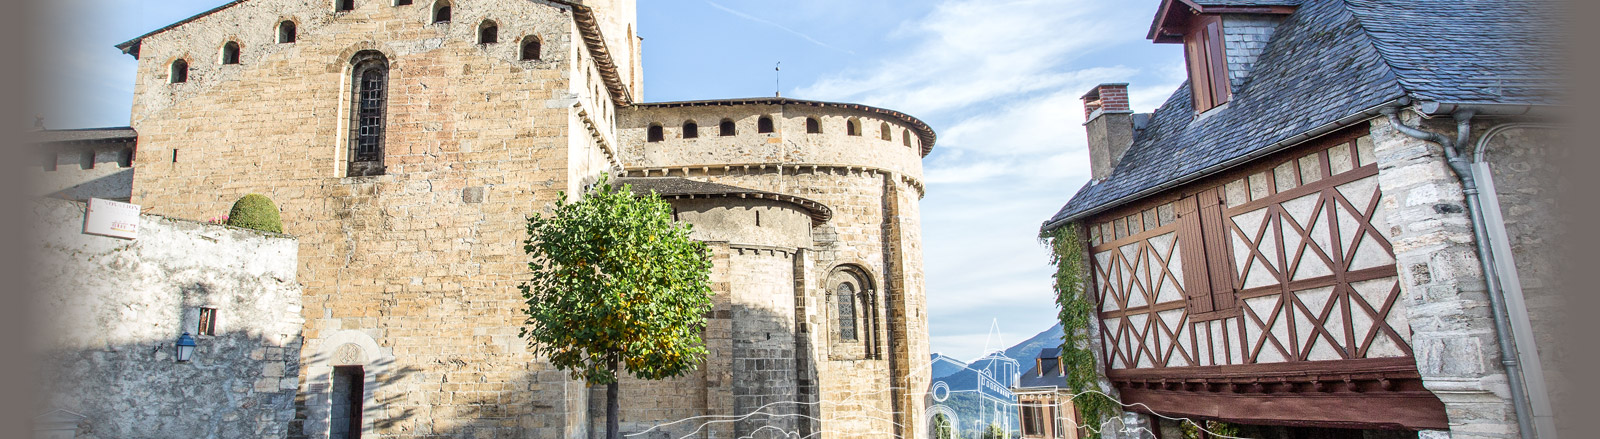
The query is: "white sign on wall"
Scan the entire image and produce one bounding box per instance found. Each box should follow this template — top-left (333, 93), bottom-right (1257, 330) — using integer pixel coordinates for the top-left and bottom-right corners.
top-left (84, 198), bottom-right (141, 239)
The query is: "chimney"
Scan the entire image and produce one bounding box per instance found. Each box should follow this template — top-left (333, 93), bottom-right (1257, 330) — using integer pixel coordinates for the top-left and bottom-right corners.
top-left (1082, 83), bottom-right (1136, 181)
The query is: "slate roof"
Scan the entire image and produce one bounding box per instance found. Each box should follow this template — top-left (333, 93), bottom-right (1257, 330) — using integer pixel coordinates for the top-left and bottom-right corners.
top-left (1045, 0), bottom-right (1559, 228)
top-left (610, 177), bottom-right (833, 224)
top-left (1016, 349), bottom-right (1069, 389)
top-left (1193, 0), bottom-right (1303, 6)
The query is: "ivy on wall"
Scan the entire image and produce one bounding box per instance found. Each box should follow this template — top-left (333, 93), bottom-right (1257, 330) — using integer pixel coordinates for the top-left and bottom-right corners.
top-left (1040, 223), bottom-right (1119, 439)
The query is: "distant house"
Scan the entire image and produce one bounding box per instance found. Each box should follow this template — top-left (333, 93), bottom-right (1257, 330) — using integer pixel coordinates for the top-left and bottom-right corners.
top-left (927, 350), bottom-right (1022, 438)
top-left (1042, 0), bottom-right (1562, 438)
top-left (1012, 348), bottom-right (1082, 439)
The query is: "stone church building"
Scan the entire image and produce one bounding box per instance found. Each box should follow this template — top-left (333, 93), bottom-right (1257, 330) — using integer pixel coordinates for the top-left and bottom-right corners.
top-left (36, 0), bottom-right (936, 438)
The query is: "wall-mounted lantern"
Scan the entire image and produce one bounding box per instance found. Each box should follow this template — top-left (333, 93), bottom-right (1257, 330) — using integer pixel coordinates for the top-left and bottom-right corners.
top-left (175, 332), bottom-right (196, 362)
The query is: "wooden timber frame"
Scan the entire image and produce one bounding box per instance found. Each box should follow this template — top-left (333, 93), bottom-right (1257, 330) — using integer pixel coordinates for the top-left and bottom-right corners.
top-left (1081, 124), bottom-right (1448, 430)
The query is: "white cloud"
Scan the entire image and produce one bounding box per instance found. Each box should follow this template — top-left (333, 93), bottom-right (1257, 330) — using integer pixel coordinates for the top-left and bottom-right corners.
top-left (794, 0), bottom-right (1175, 360)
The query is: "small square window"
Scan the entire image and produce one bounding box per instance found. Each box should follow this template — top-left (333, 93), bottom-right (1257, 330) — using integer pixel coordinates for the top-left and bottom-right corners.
top-left (198, 307), bottom-right (217, 336)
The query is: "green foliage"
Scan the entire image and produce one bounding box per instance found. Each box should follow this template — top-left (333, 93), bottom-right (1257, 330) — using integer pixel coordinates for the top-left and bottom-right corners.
top-left (1040, 223), bottom-right (1119, 439)
top-left (1180, 419), bottom-right (1241, 439)
top-left (980, 423), bottom-right (1007, 439)
top-left (518, 176), bottom-right (715, 385)
top-left (226, 194), bottom-right (283, 233)
top-left (932, 413), bottom-right (953, 439)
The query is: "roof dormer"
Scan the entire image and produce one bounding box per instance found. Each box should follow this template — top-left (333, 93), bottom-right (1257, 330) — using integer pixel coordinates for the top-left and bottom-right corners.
top-left (1148, 0), bottom-right (1297, 113)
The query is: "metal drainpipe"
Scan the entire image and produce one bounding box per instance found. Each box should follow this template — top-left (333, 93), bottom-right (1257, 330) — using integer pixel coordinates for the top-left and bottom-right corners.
top-left (1380, 106), bottom-right (1536, 439)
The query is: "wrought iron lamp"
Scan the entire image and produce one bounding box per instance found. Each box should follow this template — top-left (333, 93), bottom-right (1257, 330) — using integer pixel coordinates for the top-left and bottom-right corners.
top-left (175, 332), bottom-right (196, 362)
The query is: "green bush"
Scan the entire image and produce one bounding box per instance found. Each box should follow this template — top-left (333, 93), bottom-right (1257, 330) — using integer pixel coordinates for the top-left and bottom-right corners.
top-left (226, 194), bottom-right (283, 233)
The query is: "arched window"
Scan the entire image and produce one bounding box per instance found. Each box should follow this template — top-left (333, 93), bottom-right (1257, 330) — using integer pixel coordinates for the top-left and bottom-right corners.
top-left (827, 266), bottom-right (876, 356)
top-left (903, 129), bottom-right (912, 147)
top-left (348, 51), bottom-right (389, 177)
top-left (521, 36), bottom-right (542, 60)
top-left (277, 21), bottom-right (297, 43)
top-left (220, 41), bottom-right (240, 65)
top-left (170, 59), bottom-right (189, 83)
top-left (682, 121), bottom-right (699, 139)
top-left (806, 117), bottom-right (821, 134)
top-left (846, 118), bottom-right (861, 136)
top-left (836, 282), bottom-right (858, 341)
top-left (758, 116), bottom-right (774, 133)
top-left (719, 119), bottom-right (736, 136)
top-left (647, 124), bottom-right (664, 142)
top-left (880, 122), bottom-right (892, 140)
top-left (336, 0), bottom-right (354, 12)
top-left (478, 21), bottom-right (498, 44)
top-left (432, 1), bottom-right (451, 23)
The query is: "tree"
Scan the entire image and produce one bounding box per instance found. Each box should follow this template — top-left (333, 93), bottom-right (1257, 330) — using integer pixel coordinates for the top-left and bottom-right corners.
top-left (519, 176), bottom-right (715, 439)
top-left (932, 413), bottom-right (953, 439)
top-left (981, 422), bottom-right (1008, 439)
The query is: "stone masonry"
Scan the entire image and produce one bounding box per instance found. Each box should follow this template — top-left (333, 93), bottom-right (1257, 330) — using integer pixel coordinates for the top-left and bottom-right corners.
top-left (31, 198), bottom-right (304, 439)
top-left (110, 1), bottom-right (934, 439)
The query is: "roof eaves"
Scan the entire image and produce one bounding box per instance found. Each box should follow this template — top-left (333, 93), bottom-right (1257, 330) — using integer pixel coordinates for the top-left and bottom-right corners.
top-left (634, 98), bottom-right (938, 156)
top-left (115, 0), bottom-right (247, 58)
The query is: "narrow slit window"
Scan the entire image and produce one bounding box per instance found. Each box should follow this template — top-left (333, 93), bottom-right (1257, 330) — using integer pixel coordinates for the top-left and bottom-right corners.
top-left (396, 0), bottom-right (412, 4)
top-left (837, 282), bottom-right (858, 341)
top-left (348, 51), bottom-right (389, 177)
top-left (758, 116), bottom-right (774, 133)
top-left (719, 119), bottom-right (736, 136)
top-left (478, 21), bottom-right (498, 44)
top-left (170, 59), bottom-right (188, 83)
top-left (220, 41), bottom-right (240, 65)
top-left (647, 124), bottom-right (664, 142)
top-left (682, 121), bottom-right (698, 139)
top-left (432, 1), bottom-right (451, 23)
top-left (197, 307), bottom-right (217, 336)
top-left (806, 117), bottom-right (821, 134)
top-left (278, 21), bottom-right (297, 43)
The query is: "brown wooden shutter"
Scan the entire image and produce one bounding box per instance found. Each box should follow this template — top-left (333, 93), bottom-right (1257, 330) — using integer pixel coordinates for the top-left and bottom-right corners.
top-left (1177, 188), bottom-right (1240, 317)
top-left (1175, 195), bottom-right (1215, 314)
top-left (1196, 188), bottom-right (1238, 311)
top-left (1184, 31), bottom-right (1214, 111)
top-left (1204, 20), bottom-right (1231, 105)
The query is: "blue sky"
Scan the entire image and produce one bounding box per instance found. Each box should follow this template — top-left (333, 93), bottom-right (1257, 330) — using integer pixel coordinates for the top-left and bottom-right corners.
top-left (38, 0), bottom-right (1185, 362)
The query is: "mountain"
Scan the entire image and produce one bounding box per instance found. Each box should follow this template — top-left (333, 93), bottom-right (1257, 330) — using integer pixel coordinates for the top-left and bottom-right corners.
top-left (1001, 323), bottom-right (1064, 366)
top-left (930, 353), bottom-right (970, 380)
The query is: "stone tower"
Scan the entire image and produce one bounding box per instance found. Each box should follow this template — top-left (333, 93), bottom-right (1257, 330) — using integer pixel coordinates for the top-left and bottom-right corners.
top-left (113, 0), bottom-right (932, 438)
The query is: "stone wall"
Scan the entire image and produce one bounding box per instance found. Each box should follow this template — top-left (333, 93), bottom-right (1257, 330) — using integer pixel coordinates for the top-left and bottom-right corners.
top-left (122, 0), bottom-right (617, 437)
top-left (31, 141), bottom-right (135, 201)
top-left (1370, 115), bottom-right (1514, 439)
top-left (617, 100), bottom-right (932, 438)
top-left (1474, 124), bottom-right (1568, 437)
top-left (619, 103), bottom-right (927, 183)
top-left (30, 198), bottom-right (303, 439)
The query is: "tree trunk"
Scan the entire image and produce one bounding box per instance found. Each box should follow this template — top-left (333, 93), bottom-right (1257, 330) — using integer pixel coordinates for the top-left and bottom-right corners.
top-left (607, 360), bottom-right (620, 439)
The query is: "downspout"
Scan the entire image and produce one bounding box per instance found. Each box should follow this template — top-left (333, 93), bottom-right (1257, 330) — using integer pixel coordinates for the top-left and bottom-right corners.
top-left (1379, 106), bottom-right (1536, 439)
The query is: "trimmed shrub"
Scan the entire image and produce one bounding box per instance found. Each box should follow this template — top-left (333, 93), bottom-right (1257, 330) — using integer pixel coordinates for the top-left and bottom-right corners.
top-left (226, 194), bottom-right (283, 233)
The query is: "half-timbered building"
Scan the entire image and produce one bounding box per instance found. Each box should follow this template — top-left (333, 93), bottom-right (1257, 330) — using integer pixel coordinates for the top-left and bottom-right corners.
top-left (1042, 1), bottom-right (1564, 438)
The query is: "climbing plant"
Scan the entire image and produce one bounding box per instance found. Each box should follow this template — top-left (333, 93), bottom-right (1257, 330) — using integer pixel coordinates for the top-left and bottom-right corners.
top-left (1040, 223), bottom-right (1118, 439)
